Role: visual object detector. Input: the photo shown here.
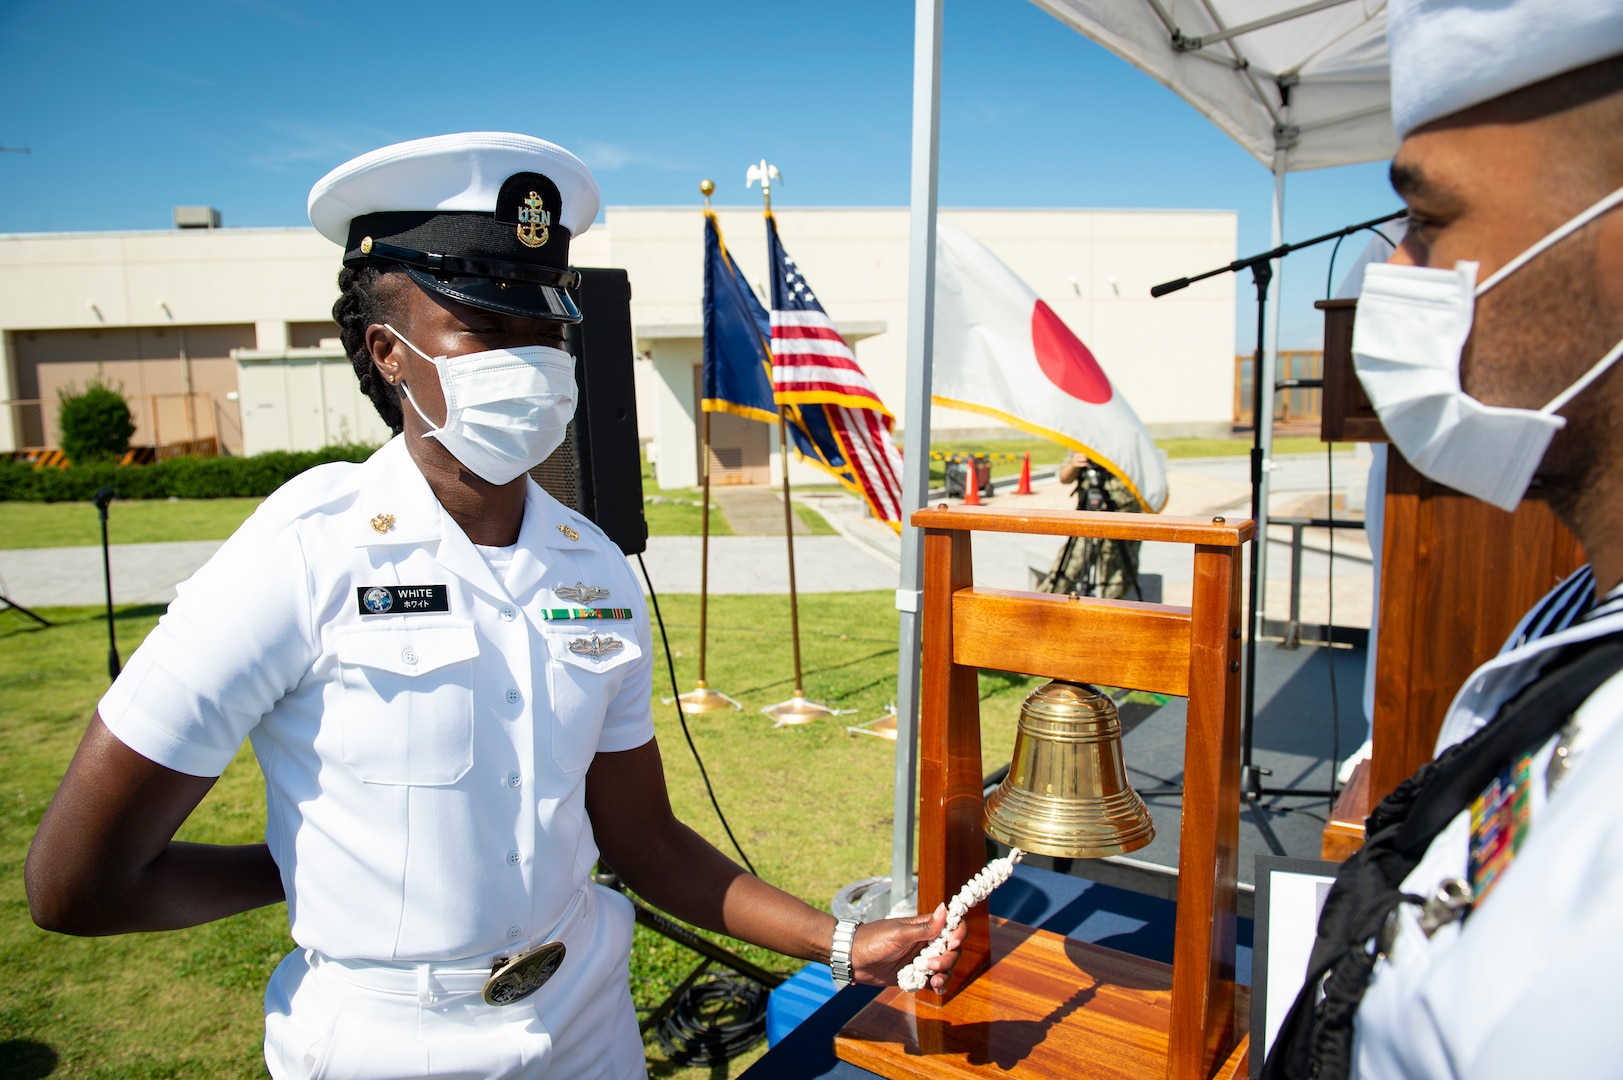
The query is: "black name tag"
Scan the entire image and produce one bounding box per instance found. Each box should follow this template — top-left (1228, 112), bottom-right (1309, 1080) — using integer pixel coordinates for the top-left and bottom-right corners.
top-left (357, 585), bottom-right (450, 616)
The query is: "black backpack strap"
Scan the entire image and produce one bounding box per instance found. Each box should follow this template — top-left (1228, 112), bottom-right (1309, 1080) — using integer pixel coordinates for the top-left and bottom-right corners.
top-left (1262, 632), bottom-right (1623, 1080)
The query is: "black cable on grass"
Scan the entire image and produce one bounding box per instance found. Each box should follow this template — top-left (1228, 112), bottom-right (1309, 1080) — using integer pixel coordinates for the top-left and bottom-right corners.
top-left (653, 974), bottom-right (769, 1065)
top-left (635, 552), bottom-right (757, 877)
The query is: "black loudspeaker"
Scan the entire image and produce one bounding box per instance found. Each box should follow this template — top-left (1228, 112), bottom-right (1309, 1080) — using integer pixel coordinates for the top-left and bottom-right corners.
top-left (528, 267), bottom-right (648, 555)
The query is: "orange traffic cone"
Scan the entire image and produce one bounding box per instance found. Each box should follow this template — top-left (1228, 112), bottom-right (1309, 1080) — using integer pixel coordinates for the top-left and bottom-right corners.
top-left (1016, 452), bottom-right (1033, 495)
top-left (962, 458), bottom-right (981, 506)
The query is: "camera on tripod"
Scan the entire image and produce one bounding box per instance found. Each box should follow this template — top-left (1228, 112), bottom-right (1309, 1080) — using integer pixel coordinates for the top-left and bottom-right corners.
top-left (1037, 455), bottom-right (1143, 601)
top-left (1078, 464), bottom-right (1116, 514)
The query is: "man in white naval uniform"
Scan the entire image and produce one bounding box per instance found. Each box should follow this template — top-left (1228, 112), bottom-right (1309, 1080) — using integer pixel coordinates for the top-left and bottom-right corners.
top-left (1263, 3), bottom-right (1623, 1077)
top-left (23, 134), bottom-right (965, 1079)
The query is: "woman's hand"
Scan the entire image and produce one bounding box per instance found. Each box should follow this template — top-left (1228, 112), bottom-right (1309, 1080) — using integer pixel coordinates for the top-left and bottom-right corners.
top-left (850, 904), bottom-right (967, 992)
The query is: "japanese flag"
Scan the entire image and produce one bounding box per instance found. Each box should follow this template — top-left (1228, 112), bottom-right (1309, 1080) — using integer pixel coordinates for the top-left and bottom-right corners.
top-left (932, 217), bottom-right (1168, 512)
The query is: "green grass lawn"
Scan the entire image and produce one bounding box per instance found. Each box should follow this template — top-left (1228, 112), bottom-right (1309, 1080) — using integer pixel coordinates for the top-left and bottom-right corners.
top-left (0, 593), bottom-right (1046, 1079)
top-left (925, 436), bottom-right (1354, 484)
top-left (1157, 435), bottom-right (1354, 459)
top-left (928, 438), bottom-right (1067, 484)
top-left (792, 501), bottom-right (837, 536)
top-left (0, 498), bottom-right (265, 550)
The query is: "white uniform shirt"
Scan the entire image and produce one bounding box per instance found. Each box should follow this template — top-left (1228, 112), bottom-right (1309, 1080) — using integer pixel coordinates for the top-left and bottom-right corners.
top-left (1354, 578), bottom-right (1623, 1078)
top-left (100, 436), bottom-right (655, 962)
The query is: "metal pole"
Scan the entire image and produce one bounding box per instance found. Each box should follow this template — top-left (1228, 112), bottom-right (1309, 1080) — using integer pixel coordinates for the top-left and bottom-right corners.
top-left (888, 0), bottom-right (943, 918)
top-left (698, 410), bottom-right (712, 685)
top-left (1240, 154), bottom-right (1288, 798)
top-left (1241, 263), bottom-right (1271, 798)
top-left (94, 486), bottom-right (120, 680)
top-left (1256, 154), bottom-right (1287, 644)
top-left (777, 414), bottom-right (806, 693)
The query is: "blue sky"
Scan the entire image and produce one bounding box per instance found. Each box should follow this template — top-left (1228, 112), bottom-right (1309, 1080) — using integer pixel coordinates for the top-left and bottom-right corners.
top-left (0, 0), bottom-right (1399, 350)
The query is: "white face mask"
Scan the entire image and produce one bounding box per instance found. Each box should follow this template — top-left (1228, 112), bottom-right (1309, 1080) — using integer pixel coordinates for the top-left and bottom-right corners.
top-left (1352, 186), bottom-right (1623, 512)
top-left (385, 324), bottom-right (577, 486)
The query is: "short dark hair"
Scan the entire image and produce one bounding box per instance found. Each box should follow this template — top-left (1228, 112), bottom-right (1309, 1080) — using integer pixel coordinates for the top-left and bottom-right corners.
top-left (332, 264), bottom-right (407, 434)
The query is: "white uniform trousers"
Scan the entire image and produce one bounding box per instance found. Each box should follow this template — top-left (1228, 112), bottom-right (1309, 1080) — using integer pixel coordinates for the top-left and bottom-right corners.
top-left (264, 885), bottom-right (644, 1080)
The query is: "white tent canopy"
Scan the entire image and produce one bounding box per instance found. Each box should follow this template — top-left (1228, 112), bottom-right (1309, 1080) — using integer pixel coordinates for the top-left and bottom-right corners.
top-left (1032, 0), bottom-right (1397, 171)
top-left (885, 0), bottom-right (1400, 915)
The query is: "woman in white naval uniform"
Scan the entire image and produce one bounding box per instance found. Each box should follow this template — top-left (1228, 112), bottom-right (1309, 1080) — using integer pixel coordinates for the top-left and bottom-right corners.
top-left (24, 134), bottom-right (964, 1080)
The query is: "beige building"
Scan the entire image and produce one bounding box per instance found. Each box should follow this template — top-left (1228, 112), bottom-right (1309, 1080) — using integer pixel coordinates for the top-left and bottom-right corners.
top-left (0, 206), bottom-right (1235, 485)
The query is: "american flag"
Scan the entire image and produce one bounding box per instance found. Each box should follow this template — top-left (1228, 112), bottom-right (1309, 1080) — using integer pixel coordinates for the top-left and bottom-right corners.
top-left (765, 214), bottom-right (905, 529)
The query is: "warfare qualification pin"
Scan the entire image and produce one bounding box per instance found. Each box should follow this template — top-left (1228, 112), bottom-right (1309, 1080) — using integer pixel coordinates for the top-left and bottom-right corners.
top-left (568, 634), bottom-right (624, 658)
top-left (516, 190), bottom-right (550, 248)
top-left (556, 582), bottom-right (610, 603)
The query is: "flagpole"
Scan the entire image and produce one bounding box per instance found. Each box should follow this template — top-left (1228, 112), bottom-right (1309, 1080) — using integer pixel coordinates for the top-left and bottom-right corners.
top-left (680, 180), bottom-right (741, 716)
top-left (752, 161), bottom-right (834, 727)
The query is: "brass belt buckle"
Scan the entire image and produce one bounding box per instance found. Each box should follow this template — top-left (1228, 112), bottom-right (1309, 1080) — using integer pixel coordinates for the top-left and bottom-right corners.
top-left (483, 940), bottom-right (567, 1006)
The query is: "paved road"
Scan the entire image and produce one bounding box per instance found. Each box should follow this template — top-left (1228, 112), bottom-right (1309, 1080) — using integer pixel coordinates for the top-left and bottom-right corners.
top-left (0, 454), bottom-right (1376, 612)
top-left (0, 534), bottom-right (900, 609)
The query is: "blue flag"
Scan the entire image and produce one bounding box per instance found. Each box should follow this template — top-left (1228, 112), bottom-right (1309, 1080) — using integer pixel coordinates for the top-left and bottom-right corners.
top-left (702, 212), bottom-right (778, 424)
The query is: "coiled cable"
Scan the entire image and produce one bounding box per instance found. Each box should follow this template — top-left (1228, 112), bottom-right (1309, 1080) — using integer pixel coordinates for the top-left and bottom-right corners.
top-left (652, 973), bottom-right (769, 1065)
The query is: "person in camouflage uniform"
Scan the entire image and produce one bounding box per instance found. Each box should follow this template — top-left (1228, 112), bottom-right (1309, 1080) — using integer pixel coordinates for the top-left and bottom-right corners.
top-left (1038, 453), bottom-right (1143, 600)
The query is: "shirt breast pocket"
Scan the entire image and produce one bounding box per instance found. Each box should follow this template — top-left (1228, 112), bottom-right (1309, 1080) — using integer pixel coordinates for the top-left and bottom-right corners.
top-left (333, 621), bottom-right (479, 786)
top-left (544, 629), bottom-right (643, 773)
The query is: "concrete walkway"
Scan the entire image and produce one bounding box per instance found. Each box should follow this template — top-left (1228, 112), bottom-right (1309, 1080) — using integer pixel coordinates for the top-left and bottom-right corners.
top-left (0, 453), bottom-right (1377, 618)
top-left (0, 540), bottom-right (225, 609)
top-left (711, 486), bottom-right (810, 535)
top-left (0, 533), bottom-right (901, 608)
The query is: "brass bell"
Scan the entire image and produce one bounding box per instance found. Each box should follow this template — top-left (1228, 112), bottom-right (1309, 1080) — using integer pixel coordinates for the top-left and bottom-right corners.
top-left (983, 680), bottom-right (1155, 858)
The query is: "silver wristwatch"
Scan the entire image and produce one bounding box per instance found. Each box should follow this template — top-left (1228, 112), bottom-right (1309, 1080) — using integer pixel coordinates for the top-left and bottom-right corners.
top-left (829, 919), bottom-right (859, 988)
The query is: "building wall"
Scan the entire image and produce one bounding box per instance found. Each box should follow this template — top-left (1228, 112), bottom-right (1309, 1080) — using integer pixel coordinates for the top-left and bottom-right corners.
top-left (0, 209), bottom-right (1235, 475)
top-left (608, 206), bottom-right (1236, 487)
top-left (0, 227), bottom-right (343, 455)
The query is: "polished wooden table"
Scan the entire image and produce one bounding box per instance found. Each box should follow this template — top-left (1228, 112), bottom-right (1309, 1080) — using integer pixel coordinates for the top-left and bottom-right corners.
top-left (742, 864), bottom-right (1256, 1080)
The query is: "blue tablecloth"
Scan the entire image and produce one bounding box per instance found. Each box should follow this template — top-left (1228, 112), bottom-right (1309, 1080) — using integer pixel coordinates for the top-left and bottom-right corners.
top-left (741, 864), bottom-right (1253, 1079)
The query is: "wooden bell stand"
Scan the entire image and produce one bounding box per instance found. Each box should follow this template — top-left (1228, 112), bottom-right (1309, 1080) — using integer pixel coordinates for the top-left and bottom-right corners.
top-left (836, 505), bottom-right (1255, 1080)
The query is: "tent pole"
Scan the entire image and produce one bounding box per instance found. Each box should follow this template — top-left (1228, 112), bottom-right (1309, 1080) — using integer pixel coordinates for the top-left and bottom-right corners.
top-left (1258, 152), bottom-right (1286, 628)
top-left (887, 0), bottom-right (943, 919)
top-left (1241, 152), bottom-right (1286, 803)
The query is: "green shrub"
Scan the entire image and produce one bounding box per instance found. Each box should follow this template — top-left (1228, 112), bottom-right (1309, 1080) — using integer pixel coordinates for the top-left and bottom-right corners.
top-left (0, 443), bottom-right (378, 502)
top-left (57, 380), bottom-right (136, 465)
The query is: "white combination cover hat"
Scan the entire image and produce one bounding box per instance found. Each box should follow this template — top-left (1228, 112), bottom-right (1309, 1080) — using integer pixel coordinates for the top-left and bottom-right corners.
top-left (307, 133), bottom-right (601, 323)
top-left (1389, 0), bottom-right (1623, 138)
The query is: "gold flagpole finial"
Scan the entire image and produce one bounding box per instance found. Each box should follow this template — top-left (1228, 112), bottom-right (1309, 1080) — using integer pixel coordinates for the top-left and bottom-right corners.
top-left (745, 159), bottom-right (781, 213)
top-left (700, 178), bottom-right (714, 211)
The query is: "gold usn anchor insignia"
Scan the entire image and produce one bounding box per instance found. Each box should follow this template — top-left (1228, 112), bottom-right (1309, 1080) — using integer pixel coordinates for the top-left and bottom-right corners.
top-left (370, 513), bottom-right (396, 534)
top-left (516, 191), bottom-right (550, 248)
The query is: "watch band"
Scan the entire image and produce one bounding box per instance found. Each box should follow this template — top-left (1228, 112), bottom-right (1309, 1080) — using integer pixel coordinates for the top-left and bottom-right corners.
top-left (829, 918), bottom-right (859, 988)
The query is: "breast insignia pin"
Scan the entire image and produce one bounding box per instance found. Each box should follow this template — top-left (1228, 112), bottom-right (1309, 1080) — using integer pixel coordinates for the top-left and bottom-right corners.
top-left (556, 524), bottom-right (580, 542)
top-left (568, 634), bottom-right (624, 658)
top-left (556, 582), bottom-right (610, 603)
top-left (370, 513), bottom-right (396, 534)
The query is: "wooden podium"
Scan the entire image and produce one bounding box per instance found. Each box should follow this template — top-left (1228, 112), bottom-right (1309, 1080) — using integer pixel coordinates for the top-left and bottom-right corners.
top-left (835, 506), bottom-right (1253, 1080)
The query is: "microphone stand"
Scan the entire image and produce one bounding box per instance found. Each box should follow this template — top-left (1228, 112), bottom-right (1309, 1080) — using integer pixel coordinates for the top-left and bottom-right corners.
top-left (93, 485), bottom-right (120, 680)
top-left (1152, 208), bottom-right (1404, 809)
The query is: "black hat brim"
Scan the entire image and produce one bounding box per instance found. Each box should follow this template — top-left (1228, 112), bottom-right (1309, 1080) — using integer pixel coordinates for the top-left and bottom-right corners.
top-left (401, 266), bottom-right (582, 324)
